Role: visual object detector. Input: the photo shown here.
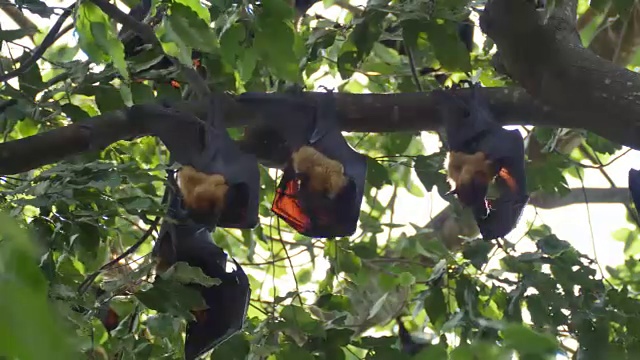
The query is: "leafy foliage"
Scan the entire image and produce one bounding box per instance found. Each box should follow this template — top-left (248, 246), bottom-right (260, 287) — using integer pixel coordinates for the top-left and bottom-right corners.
top-left (1, 0), bottom-right (640, 360)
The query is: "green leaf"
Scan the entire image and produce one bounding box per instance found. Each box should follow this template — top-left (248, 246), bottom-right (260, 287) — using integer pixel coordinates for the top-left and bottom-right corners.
top-left (163, 3), bottom-right (219, 55)
top-left (174, 0), bottom-right (211, 24)
top-left (134, 278), bottom-right (205, 321)
top-left (0, 213), bottom-right (75, 360)
top-left (462, 240), bottom-right (493, 270)
top-left (277, 342), bottom-right (315, 360)
top-left (424, 287), bottom-right (447, 329)
top-left (254, 18), bottom-right (300, 82)
top-left (424, 20), bottom-right (471, 72)
top-left (501, 323), bottom-right (559, 356)
top-left (367, 157), bottom-right (392, 188)
top-left (160, 261), bottom-right (222, 287)
top-left (279, 305), bottom-right (325, 336)
top-left (220, 23), bottom-right (246, 67)
top-left (414, 152), bottom-right (450, 197)
top-left (18, 60), bottom-right (44, 100)
top-left (0, 28), bottom-right (37, 42)
top-left (536, 235), bottom-right (571, 256)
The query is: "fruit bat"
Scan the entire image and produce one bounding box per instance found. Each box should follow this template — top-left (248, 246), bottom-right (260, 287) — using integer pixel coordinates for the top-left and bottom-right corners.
top-left (436, 86), bottom-right (529, 240)
top-left (129, 96), bottom-right (260, 230)
top-left (628, 169), bottom-right (640, 212)
top-left (153, 176), bottom-right (251, 360)
top-left (236, 90), bottom-right (367, 238)
top-left (396, 318), bottom-right (430, 355)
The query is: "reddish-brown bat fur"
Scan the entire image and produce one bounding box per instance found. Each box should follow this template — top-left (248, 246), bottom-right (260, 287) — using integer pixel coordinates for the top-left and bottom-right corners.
top-left (447, 151), bottom-right (519, 195)
top-left (447, 151), bottom-right (495, 191)
top-left (291, 146), bottom-right (348, 198)
top-left (177, 166), bottom-right (229, 214)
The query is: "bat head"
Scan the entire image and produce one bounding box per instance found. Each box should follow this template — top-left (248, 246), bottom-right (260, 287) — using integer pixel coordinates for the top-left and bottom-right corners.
top-left (629, 169), bottom-right (640, 213)
top-left (454, 176), bottom-right (491, 219)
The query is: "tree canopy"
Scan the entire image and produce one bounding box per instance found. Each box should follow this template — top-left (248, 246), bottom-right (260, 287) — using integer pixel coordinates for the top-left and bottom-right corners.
top-left (2, 0), bottom-right (640, 359)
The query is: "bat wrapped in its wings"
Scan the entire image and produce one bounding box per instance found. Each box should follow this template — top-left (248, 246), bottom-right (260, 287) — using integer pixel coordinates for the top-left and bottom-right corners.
top-left (236, 90), bottom-right (367, 238)
top-left (128, 96), bottom-right (260, 231)
top-left (628, 168), bottom-right (640, 213)
top-left (435, 86), bottom-right (529, 240)
top-left (153, 177), bottom-right (250, 360)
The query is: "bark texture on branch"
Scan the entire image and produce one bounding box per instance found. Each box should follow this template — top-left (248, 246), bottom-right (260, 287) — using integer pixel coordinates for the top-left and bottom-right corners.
top-left (0, 87), bottom-right (590, 176)
top-left (480, 0), bottom-right (640, 148)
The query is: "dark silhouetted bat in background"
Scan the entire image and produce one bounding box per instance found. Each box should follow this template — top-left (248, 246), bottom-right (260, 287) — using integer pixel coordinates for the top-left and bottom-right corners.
top-left (129, 96), bottom-right (260, 231)
top-left (153, 173), bottom-right (251, 360)
top-left (629, 169), bottom-right (640, 213)
top-left (436, 85), bottom-right (529, 240)
top-left (396, 317), bottom-right (430, 356)
top-left (236, 90), bottom-right (367, 238)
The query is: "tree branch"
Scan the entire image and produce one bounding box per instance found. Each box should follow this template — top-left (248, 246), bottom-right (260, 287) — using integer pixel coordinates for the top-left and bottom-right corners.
top-left (480, 0), bottom-right (640, 148)
top-left (0, 87), bottom-right (570, 175)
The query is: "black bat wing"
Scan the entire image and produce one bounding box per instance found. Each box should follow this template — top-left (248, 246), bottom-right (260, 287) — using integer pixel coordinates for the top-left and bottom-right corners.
top-left (434, 88), bottom-right (496, 152)
top-left (137, 97), bottom-right (260, 230)
top-left (629, 169), bottom-right (640, 213)
top-left (235, 92), bottom-right (316, 150)
top-left (476, 128), bottom-right (529, 240)
top-left (184, 258), bottom-right (250, 360)
top-left (127, 104), bottom-right (208, 168)
top-left (156, 193), bottom-right (250, 360)
top-left (197, 96), bottom-right (260, 229)
top-left (269, 92), bottom-right (367, 238)
top-left (396, 318), bottom-right (429, 355)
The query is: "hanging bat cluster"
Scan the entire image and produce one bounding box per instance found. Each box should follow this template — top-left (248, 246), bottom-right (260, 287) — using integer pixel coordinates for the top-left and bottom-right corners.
top-left (124, 90), bottom-right (367, 358)
top-left (236, 90), bottom-right (368, 238)
top-left (437, 85), bottom-right (529, 240)
top-left (127, 97), bottom-right (255, 359)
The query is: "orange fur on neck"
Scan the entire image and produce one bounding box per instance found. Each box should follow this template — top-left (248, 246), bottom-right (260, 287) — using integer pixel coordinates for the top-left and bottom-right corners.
top-left (446, 151), bottom-right (495, 190)
top-left (291, 146), bottom-right (348, 198)
top-left (177, 165), bottom-right (229, 214)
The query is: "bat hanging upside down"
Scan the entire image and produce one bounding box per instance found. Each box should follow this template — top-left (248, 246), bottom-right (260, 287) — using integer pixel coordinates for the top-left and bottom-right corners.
top-left (435, 85), bottom-right (529, 240)
top-left (446, 151), bottom-right (519, 219)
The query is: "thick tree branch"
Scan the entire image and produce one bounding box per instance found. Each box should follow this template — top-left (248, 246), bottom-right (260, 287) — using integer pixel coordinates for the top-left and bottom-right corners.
top-left (0, 87), bottom-right (569, 175)
top-left (480, 0), bottom-right (640, 148)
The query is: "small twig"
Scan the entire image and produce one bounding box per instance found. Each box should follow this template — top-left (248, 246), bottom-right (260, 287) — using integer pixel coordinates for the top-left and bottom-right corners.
top-left (0, 4), bottom-right (73, 83)
top-left (77, 215), bottom-right (160, 295)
